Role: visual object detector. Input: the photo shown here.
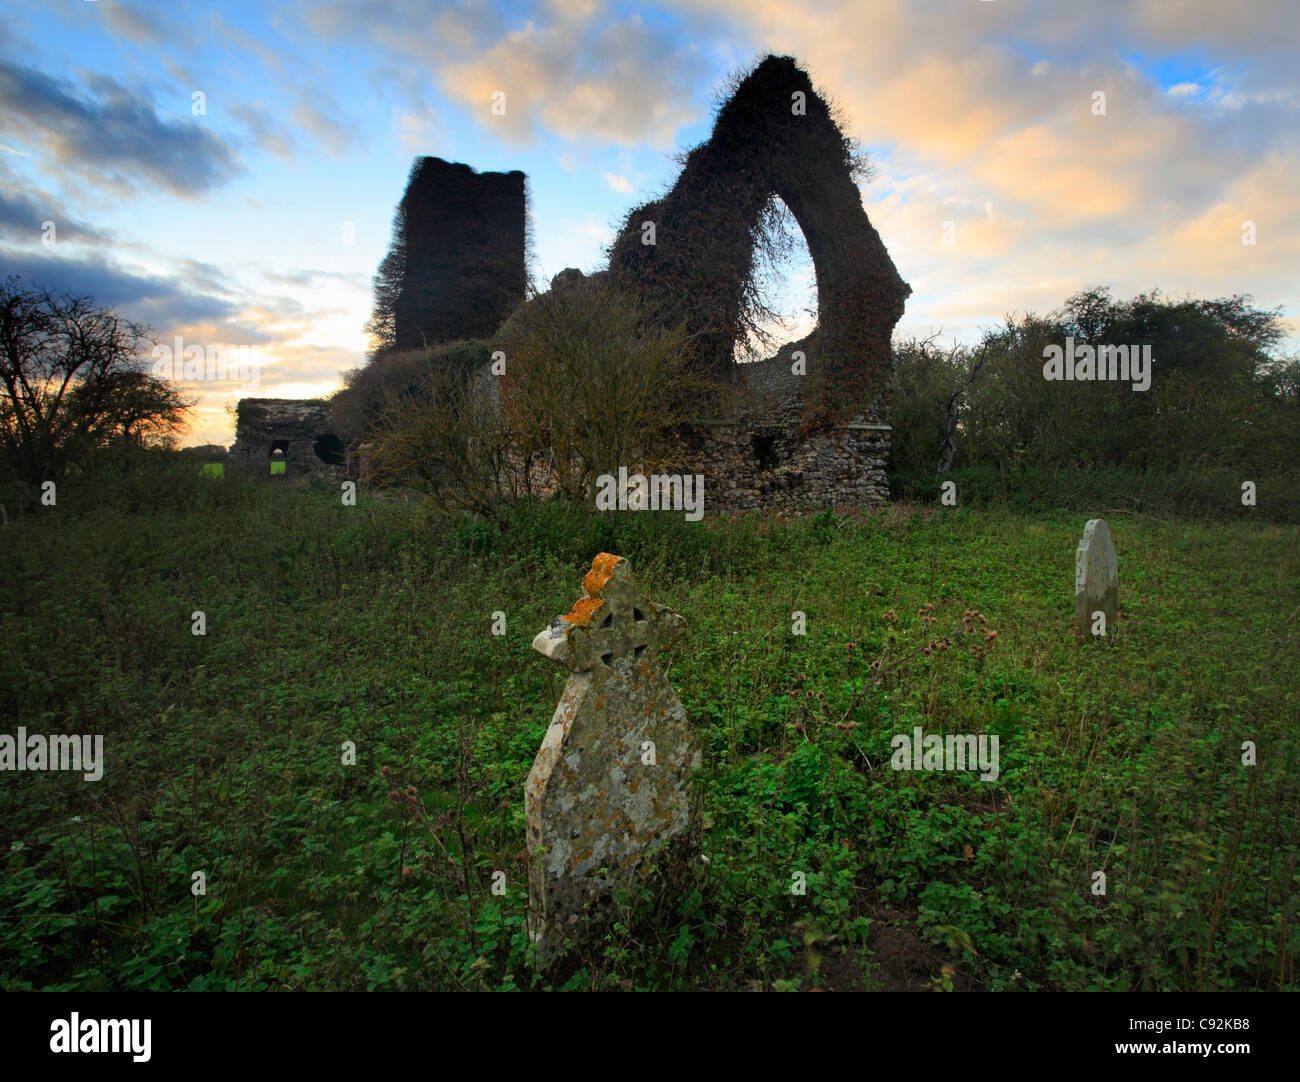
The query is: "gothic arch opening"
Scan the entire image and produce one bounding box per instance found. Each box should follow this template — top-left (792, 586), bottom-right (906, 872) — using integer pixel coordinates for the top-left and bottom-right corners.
top-left (607, 54), bottom-right (910, 426)
top-left (739, 195), bottom-right (817, 364)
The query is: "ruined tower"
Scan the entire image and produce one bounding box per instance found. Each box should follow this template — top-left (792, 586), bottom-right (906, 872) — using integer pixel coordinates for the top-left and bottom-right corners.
top-left (388, 157), bottom-right (528, 350)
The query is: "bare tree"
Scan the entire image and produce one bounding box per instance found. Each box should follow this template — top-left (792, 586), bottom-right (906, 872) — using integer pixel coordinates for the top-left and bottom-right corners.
top-left (0, 276), bottom-right (190, 494)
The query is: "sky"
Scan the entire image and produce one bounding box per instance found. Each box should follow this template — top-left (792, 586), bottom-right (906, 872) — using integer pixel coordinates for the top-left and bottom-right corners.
top-left (1, 0), bottom-right (1296, 447)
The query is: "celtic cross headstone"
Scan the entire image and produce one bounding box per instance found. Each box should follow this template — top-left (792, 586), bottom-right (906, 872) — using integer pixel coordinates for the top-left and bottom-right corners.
top-left (525, 553), bottom-right (700, 968)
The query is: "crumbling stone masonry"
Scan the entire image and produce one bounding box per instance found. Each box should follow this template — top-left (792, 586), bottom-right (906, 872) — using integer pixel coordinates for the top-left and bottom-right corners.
top-left (505, 269), bottom-right (893, 515)
top-left (495, 55), bottom-right (907, 513)
top-left (227, 398), bottom-right (346, 480)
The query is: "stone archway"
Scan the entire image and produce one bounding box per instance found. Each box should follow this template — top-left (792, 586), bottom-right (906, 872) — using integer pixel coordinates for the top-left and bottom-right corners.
top-left (228, 398), bottom-right (346, 480)
top-left (607, 54), bottom-right (910, 427)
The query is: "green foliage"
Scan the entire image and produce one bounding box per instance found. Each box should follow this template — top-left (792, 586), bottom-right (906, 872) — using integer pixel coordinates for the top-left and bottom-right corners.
top-left (0, 478), bottom-right (1296, 991)
top-left (368, 360), bottom-right (520, 519)
top-left (891, 464), bottom-right (1300, 524)
top-left (498, 281), bottom-right (729, 503)
top-left (329, 338), bottom-right (494, 445)
top-left (889, 288), bottom-right (1299, 514)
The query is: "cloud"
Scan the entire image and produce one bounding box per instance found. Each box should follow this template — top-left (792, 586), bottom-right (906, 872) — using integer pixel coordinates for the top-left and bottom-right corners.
top-left (253, 343), bottom-right (364, 388)
top-left (0, 170), bottom-right (111, 244)
top-left (562, 217), bottom-right (614, 244)
top-left (98, 1), bottom-right (197, 52)
top-left (396, 109), bottom-right (440, 154)
top-left (308, 1), bottom-right (706, 147)
top-left (207, 11), bottom-right (286, 76)
top-left (289, 99), bottom-right (359, 158)
top-left (603, 172), bottom-right (632, 193)
top-left (660, 0), bottom-right (1298, 346)
top-left (262, 268), bottom-right (369, 289)
top-left (0, 55), bottom-right (243, 198)
top-left (228, 101), bottom-right (295, 161)
top-left (0, 248), bottom-right (241, 333)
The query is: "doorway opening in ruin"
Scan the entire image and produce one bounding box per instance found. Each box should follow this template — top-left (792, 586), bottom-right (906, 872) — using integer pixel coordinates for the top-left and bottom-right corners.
top-left (313, 433), bottom-right (345, 466)
top-left (736, 196), bottom-right (817, 364)
top-left (752, 433), bottom-right (780, 471)
top-left (270, 441), bottom-right (288, 476)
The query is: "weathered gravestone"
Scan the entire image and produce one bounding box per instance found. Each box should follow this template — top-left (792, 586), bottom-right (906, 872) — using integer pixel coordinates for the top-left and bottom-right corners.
top-left (526, 553), bottom-right (700, 967)
top-left (1075, 518), bottom-right (1119, 640)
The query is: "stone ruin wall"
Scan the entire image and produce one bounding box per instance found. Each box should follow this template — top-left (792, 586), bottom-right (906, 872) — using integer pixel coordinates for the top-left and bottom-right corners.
top-left (501, 54), bottom-right (908, 515)
top-left (516, 352), bottom-right (893, 516)
top-left (231, 56), bottom-right (908, 515)
top-left (225, 383), bottom-right (892, 511)
top-left (681, 420), bottom-right (892, 514)
top-left (227, 398), bottom-right (347, 482)
top-left (554, 424), bottom-right (894, 516)
top-left (605, 55), bottom-right (911, 427)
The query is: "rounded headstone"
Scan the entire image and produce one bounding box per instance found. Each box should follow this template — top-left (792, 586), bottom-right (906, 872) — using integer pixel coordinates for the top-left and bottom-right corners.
top-left (1075, 518), bottom-right (1118, 641)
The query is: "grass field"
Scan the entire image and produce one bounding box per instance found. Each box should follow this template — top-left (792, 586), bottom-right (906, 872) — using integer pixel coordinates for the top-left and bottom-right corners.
top-left (1, 467), bottom-right (1296, 991)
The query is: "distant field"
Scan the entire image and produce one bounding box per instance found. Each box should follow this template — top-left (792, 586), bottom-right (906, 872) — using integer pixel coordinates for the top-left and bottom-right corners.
top-left (1, 474), bottom-right (1295, 991)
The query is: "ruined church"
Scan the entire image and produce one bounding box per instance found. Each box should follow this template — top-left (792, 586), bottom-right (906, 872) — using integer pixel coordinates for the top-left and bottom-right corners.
top-left (230, 55), bottom-right (910, 510)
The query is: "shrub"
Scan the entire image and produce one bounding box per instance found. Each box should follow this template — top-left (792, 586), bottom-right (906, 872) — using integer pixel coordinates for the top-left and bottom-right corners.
top-left (497, 282), bottom-right (732, 503)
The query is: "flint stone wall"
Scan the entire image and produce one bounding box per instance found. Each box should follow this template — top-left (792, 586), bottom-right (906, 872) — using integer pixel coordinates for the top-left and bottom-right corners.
top-left (506, 341), bottom-right (892, 514)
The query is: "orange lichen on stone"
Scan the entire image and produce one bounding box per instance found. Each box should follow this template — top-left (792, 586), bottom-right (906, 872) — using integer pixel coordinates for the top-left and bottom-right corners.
top-left (564, 594), bottom-right (605, 627)
top-left (560, 553), bottom-right (625, 627)
top-left (583, 552), bottom-right (623, 597)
